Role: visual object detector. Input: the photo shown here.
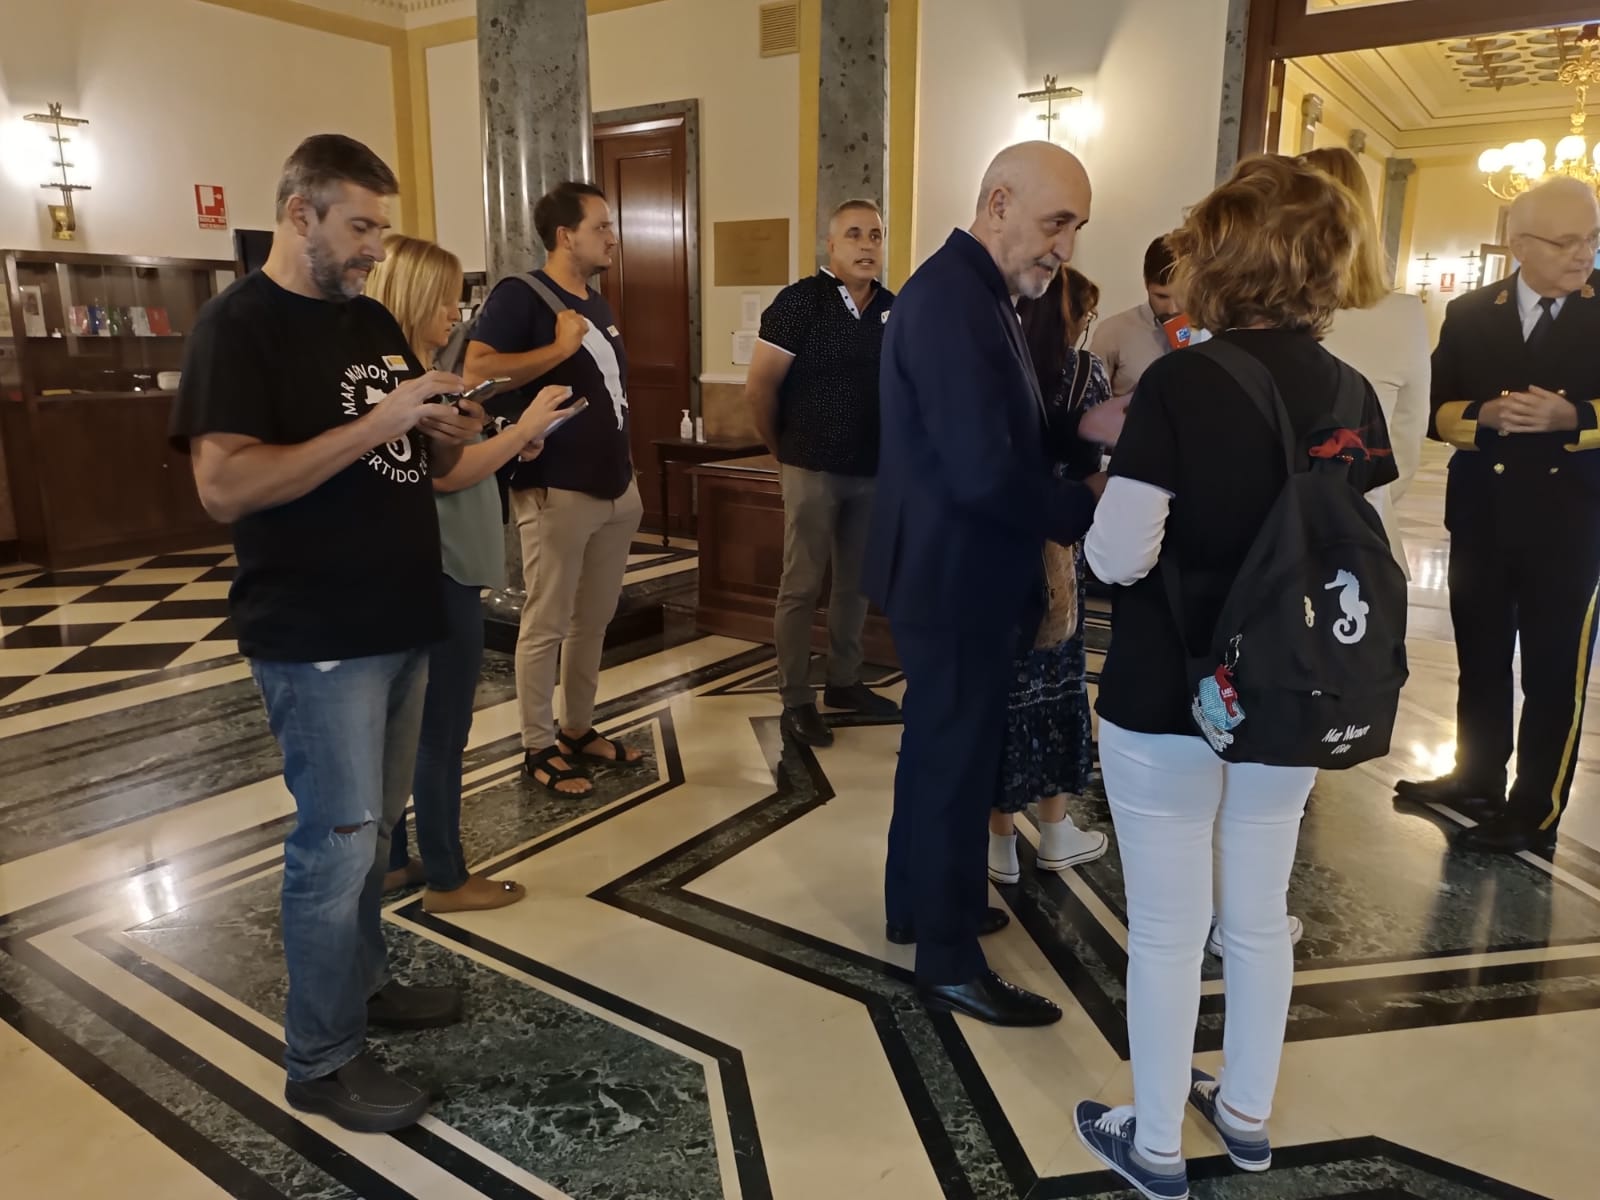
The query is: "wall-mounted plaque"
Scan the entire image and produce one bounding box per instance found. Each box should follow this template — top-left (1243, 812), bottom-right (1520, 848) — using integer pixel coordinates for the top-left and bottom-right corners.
top-left (714, 219), bottom-right (790, 286)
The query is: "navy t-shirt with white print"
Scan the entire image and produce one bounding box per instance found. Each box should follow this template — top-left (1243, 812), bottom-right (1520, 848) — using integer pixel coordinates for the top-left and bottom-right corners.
top-left (168, 271), bottom-right (444, 663)
top-left (470, 271), bottom-right (634, 500)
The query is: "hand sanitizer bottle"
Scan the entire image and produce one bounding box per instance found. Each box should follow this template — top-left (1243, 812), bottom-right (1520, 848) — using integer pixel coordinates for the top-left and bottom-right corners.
top-left (679, 409), bottom-right (693, 440)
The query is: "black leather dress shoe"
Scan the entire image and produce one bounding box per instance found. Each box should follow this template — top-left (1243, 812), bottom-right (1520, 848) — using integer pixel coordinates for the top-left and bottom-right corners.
top-left (780, 703), bottom-right (834, 747)
top-left (886, 906), bottom-right (1009, 946)
top-left (919, 970), bottom-right (1062, 1026)
top-left (1393, 775), bottom-right (1502, 820)
top-left (367, 981), bottom-right (463, 1030)
top-left (1454, 816), bottom-right (1557, 855)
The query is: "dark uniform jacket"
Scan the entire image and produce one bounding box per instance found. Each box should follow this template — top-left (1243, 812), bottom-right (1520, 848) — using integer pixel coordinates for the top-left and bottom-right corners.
top-left (1431, 269), bottom-right (1600, 503)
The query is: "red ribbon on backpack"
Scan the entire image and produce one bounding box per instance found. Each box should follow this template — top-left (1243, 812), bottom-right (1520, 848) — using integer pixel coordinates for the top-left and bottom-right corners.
top-left (1213, 665), bottom-right (1240, 719)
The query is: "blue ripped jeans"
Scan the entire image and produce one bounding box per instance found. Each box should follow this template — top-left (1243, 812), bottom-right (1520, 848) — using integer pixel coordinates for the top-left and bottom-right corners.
top-left (251, 650), bottom-right (429, 1082)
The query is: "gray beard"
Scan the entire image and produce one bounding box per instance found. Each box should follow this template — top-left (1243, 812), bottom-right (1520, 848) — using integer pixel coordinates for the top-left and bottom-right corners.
top-left (307, 236), bottom-right (366, 301)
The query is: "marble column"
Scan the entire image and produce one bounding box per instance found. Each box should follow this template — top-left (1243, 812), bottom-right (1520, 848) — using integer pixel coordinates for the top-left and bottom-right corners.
top-left (813, 0), bottom-right (889, 267)
top-left (478, 0), bottom-right (595, 619)
top-left (479, 0), bottom-right (595, 280)
top-left (1382, 158), bottom-right (1416, 290)
top-left (1215, 0), bottom-right (1250, 184)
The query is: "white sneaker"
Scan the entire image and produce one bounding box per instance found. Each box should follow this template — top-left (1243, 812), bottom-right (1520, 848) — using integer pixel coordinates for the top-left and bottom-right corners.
top-left (988, 832), bottom-right (1021, 884)
top-left (1207, 916), bottom-right (1304, 958)
top-left (1037, 819), bottom-right (1110, 872)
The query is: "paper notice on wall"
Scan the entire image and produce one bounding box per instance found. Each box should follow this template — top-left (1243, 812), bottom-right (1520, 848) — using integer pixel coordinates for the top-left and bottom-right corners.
top-left (740, 292), bottom-right (762, 330)
top-left (732, 330), bottom-right (756, 366)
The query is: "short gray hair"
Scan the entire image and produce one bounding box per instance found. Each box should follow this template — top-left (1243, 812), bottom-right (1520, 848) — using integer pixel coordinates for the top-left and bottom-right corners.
top-left (1508, 175), bottom-right (1600, 237)
top-left (275, 133), bottom-right (399, 221)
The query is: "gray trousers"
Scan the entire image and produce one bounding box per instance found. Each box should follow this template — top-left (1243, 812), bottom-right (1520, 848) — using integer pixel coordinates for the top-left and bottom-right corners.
top-left (774, 465), bottom-right (875, 707)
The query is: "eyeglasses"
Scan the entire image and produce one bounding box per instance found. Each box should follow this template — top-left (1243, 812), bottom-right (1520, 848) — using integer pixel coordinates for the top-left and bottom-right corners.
top-left (1523, 231), bottom-right (1600, 256)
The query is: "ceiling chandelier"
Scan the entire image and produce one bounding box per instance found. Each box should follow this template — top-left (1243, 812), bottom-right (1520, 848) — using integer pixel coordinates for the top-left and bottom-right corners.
top-left (1478, 23), bottom-right (1600, 201)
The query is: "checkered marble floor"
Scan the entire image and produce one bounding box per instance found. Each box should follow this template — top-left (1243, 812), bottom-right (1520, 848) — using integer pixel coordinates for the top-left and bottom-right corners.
top-left (0, 550), bottom-right (239, 705)
top-left (0, 540), bottom-right (698, 710)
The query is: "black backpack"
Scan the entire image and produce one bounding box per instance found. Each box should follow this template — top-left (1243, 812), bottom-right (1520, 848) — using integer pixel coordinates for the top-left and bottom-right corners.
top-left (1162, 339), bottom-right (1408, 769)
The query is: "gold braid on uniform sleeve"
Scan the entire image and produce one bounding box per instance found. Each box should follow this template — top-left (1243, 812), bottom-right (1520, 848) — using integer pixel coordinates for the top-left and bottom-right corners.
top-left (1434, 402), bottom-right (1479, 451)
top-left (1566, 400), bottom-right (1600, 452)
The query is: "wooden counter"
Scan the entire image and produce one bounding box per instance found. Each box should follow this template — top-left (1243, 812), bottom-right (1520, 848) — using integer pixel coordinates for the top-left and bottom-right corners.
top-left (690, 455), bottom-right (898, 667)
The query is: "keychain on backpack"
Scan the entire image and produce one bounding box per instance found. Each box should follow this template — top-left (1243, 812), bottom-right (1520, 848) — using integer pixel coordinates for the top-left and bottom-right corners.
top-left (1192, 641), bottom-right (1246, 753)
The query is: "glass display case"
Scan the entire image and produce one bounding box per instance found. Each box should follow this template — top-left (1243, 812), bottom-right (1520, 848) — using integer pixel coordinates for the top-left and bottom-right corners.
top-left (0, 249), bottom-right (236, 567)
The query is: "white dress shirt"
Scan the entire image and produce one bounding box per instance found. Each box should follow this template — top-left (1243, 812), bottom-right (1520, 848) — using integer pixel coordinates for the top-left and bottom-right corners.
top-left (1518, 274), bottom-right (1567, 340)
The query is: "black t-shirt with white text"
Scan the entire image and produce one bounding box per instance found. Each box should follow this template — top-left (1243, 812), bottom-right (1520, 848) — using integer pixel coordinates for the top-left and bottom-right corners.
top-left (169, 271), bottom-right (444, 662)
top-left (469, 271), bottom-right (634, 500)
top-left (1096, 329), bottom-right (1398, 735)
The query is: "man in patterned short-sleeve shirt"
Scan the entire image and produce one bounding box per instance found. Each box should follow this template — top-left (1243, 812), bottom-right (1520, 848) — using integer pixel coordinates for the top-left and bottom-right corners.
top-left (744, 199), bottom-right (900, 747)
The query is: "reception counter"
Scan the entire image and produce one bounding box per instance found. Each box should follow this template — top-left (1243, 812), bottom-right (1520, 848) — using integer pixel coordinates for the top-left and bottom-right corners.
top-left (690, 455), bottom-right (898, 667)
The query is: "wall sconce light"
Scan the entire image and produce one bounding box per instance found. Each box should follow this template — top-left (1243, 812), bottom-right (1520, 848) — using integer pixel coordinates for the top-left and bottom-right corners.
top-left (1018, 75), bottom-right (1084, 144)
top-left (1413, 252), bottom-right (1436, 303)
top-left (24, 103), bottom-right (91, 241)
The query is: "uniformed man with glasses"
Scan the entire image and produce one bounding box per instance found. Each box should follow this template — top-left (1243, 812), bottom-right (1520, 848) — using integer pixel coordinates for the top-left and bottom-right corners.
top-left (1395, 176), bottom-right (1600, 854)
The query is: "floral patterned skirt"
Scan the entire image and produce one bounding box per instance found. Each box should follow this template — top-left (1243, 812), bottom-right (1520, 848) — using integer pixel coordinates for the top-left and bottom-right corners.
top-left (999, 634), bottom-right (1093, 813)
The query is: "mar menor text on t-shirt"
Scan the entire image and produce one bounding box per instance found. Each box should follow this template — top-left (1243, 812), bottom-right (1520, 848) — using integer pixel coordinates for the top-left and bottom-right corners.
top-left (168, 270), bottom-right (445, 662)
top-left (469, 271), bottom-right (634, 500)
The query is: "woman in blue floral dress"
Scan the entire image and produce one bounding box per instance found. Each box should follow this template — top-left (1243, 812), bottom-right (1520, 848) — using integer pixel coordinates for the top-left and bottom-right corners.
top-left (988, 267), bottom-right (1128, 884)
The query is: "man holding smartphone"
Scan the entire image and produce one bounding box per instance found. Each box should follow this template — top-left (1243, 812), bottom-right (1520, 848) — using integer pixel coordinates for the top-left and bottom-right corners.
top-left (171, 135), bottom-right (484, 1133)
top-left (465, 181), bottom-right (645, 798)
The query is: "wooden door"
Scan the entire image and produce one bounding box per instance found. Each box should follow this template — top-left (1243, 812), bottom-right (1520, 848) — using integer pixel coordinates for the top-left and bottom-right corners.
top-left (595, 117), bottom-right (692, 537)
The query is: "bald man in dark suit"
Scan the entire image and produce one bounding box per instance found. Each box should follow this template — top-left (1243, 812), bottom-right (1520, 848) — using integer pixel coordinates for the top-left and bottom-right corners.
top-left (865, 142), bottom-right (1102, 1025)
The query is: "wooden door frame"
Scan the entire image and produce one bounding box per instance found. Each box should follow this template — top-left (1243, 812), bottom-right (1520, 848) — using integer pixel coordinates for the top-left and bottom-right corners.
top-left (1238, 0), bottom-right (1600, 159)
top-left (594, 99), bottom-right (702, 422)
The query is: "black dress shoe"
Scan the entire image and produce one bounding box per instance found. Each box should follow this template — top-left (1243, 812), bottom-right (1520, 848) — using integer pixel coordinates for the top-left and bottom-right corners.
top-left (780, 703), bottom-right (834, 747)
top-left (367, 981), bottom-right (463, 1030)
top-left (919, 970), bottom-right (1062, 1026)
top-left (284, 1050), bottom-right (429, 1133)
top-left (886, 906), bottom-right (1009, 946)
top-left (1454, 816), bottom-right (1557, 855)
top-left (822, 683), bottom-right (901, 718)
top-left (1393, 775), bottom-right (1502, 820)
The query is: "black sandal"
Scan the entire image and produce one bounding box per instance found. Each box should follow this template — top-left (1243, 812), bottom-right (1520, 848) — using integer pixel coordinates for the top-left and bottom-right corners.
top-left (523, 745), bottom-right (594, 796)
top-left (557, 727), bottom-right (645, 767)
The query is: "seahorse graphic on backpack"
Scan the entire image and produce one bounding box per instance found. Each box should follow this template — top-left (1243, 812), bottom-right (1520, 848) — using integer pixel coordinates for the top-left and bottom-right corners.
top-left (1324, 569), bottom-right (1369, 646)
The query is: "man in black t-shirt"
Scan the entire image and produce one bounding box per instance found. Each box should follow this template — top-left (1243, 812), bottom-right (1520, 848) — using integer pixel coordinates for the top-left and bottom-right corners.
top-left (170, 135), bottom-right (483, 1135)
top-left (747, 199), bottom-right (899, 747)
top-left (464, 182), bottom-right (645, 797)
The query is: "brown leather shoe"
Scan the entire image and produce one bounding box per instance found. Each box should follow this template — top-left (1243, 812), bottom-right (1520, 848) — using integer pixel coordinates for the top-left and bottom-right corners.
top-left (382, 859), bottom-right (426, 894)
top-left (421, 876), bottom-right (527, 914)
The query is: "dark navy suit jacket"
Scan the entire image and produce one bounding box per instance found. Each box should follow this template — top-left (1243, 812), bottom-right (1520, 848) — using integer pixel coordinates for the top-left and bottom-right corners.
top-left (864, 231), bottom-right (1098, 635)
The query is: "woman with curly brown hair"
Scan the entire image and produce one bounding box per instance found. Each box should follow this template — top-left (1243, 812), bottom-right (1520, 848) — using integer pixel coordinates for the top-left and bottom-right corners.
top-left (1072, 155), bottom-right (1397, 1199)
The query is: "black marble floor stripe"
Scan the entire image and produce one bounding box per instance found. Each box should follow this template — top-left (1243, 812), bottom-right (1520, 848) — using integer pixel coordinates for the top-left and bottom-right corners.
top-left (400, 907), bottom-right (774, 1200)
top-left (593, 719), bottom-right (1025, 1198)
top-left (462, 642), bottom-right (774, 780)
top-left (87, 932), bottom-right (545, 1200)
top-left (0, 984), bottom-right (292, 1200)
top-left (929, 1013), bottom-right (1037, 1198)
top-left (0, 652), bottom-right (246, 724)
top-left (5, 938), bottom-right (419, 1200)
top-left (1030, 1135), bottom-right (1552, 1199)
top-left (0, 815), bottom-right (294, 932)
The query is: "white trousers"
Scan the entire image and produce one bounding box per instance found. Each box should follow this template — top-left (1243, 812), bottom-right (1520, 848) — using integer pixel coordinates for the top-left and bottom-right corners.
top-left (1098, 719), bottom-right (1315, 1157)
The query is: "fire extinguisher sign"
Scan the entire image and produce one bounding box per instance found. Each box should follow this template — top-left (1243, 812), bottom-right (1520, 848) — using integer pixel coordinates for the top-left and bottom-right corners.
top-left (195, 185), bottom-right (227, 231)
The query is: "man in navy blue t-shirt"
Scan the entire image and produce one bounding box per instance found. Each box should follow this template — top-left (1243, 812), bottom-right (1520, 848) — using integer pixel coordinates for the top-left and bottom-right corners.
top-left (465, 182), bottom-right (646, 797)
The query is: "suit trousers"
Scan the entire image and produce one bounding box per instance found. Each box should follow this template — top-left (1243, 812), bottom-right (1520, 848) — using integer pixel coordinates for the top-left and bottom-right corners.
top-left (1447, 464), bottom-right (1600, 830)
top-left (885, 619), bottom-right (1015, 985)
